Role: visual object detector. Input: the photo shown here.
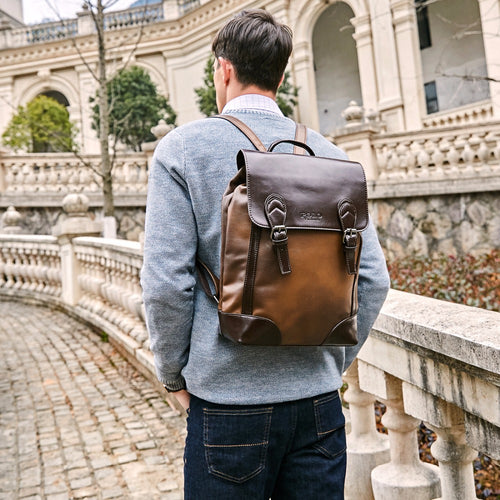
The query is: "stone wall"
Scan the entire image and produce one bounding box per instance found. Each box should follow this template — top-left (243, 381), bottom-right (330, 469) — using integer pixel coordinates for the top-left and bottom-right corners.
top-left (0, 206), bottom-right (145, 241)
top-left (370, 191), bottom-right (500, 260)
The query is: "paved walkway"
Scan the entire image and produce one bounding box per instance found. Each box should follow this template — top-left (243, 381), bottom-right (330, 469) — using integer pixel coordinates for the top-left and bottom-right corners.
top-left (0, 300), bottom-right (186, 500)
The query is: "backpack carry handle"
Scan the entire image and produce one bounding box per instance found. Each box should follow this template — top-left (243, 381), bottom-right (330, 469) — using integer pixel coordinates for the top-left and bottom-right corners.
top-left (268, 139), bottom-right (315, 156)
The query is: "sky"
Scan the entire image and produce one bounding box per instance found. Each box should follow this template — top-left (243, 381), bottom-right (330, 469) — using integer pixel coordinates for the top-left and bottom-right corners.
top-left (21, 0), bottom-right (137, 25)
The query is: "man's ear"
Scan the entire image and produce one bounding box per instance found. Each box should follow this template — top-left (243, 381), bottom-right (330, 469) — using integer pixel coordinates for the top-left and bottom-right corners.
top-left (277, 73), bottom-right (285, 89)
top-left (219, 58), bottom-right (232, 86)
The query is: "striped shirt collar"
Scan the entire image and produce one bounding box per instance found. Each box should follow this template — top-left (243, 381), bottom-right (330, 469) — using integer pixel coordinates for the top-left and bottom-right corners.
top-left (221, 94), bottom-right (283, 116)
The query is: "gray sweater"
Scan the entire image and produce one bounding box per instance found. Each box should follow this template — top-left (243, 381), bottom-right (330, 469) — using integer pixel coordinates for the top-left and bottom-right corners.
top-left (141, 109), bottom-right (390, 404)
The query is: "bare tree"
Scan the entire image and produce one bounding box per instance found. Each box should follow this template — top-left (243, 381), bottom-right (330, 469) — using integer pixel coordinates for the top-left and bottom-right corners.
top-left (44, 0), bottom-right (153, 224)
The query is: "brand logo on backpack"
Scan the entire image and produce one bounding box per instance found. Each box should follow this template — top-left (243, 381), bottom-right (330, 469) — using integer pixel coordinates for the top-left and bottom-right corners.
top-left (300, 211), bottom-right (323, 221)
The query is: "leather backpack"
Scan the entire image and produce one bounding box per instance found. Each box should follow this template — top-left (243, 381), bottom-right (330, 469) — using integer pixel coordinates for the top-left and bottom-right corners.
top-left (197, 115), bottom-right (368, 346)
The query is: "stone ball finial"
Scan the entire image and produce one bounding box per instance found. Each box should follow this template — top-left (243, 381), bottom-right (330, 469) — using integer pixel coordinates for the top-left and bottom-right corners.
top-left (62, 193), bottom-right (90, 217)
top-left (342, 100), bottom-right (364, 125)
top-left (151, 119), bottom-right (174, 140)
top-left (1, 206), bottom-right (23, 233)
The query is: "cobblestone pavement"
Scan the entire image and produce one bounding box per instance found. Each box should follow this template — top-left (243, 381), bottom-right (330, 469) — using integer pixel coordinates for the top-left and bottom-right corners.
top-left (0, 300), bottom-right (186, 500)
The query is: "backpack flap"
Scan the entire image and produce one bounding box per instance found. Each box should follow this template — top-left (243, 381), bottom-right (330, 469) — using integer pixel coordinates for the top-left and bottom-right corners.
top-left (238, 149), bottom-right (368, 275)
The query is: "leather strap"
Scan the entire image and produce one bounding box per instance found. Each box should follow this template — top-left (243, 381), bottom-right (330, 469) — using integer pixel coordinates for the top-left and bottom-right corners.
top-left (265, 194), bottom-right (291, 275)
top-left (293, 124), bottom-right (308, 154)
top-left (213, 115), bottom-right (267, 152)
top-left (338, 199), bottom-right (359, 275)
top-left (196, 258), bottom-right (220, 303)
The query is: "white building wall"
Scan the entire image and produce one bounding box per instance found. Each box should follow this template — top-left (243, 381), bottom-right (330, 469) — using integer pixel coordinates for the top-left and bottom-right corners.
top-left (420, 0), bottom-right (489, 113)
top-left (312, 2), bottom-right (362, 135)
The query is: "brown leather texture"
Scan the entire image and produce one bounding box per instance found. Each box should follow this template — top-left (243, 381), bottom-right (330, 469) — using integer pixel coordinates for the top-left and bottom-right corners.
top-left (238, 149), bottom-right (368, 231)
top-left (218, 311), bottom-right (281, 345)
top-left (215, 119), bottom-right (366, 346)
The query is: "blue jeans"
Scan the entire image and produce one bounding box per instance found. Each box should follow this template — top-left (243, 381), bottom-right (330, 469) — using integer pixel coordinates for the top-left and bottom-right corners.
top-left (184, 391), bottom-right (346, 499)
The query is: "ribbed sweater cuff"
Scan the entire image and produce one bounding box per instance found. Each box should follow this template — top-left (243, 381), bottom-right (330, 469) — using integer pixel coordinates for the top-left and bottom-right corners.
top-left (161, 376), bottom-right (186, 392)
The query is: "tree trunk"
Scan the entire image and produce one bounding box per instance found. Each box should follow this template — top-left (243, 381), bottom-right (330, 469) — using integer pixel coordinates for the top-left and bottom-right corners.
top-left (96, 0), bottom-right (114, 218)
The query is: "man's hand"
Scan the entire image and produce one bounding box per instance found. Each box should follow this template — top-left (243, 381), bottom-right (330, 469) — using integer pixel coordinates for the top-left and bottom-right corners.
top-left (174, 389), bottom-right (191, 410)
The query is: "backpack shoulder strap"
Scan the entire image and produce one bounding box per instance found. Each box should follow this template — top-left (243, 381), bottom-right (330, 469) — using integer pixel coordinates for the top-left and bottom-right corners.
top-left (293, 123), bottom-right (307, 154)
top-left (213, 115), bottom-right (308, 154)
top-left (213, 115), bottom-right (267, 151)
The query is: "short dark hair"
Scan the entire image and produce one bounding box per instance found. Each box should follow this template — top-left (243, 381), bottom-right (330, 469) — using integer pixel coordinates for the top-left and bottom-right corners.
top-left (212, 9), bottom-right (293, 93)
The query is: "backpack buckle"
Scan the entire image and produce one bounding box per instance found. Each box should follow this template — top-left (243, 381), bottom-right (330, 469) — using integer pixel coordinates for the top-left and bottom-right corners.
top-left (271, 225), bottom-right (288, 243)
top-left (343, 228), bottom-right (358, 247)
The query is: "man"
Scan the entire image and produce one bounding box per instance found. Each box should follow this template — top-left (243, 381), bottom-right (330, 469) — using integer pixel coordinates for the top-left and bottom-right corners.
top-left (141, 9), bottom-right (389, 499)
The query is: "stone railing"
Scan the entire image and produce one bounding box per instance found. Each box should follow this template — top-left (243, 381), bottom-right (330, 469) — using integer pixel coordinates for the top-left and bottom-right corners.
top-left (104, 3), bottom-right (164, 30)
top-left (1, 225), bottom-right (498, 498)
top-left (0, 152), bottom-right (148, 205)
top-left (0, 235), bottom-right (62, 297)
top-left (0, 0), bottom-right (203, 49)
top-left (422, 100), bottom-right (494, 129)
top-left (373, 121), bottom-right (500, 181)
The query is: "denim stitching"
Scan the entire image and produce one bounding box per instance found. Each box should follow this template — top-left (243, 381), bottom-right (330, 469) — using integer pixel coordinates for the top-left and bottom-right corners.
top-left (313, 392), bottom-right (341, 435)
top-left (203, 406), bottom-right (273, 483)
top-left (313, 444), bottom-right (347, 459)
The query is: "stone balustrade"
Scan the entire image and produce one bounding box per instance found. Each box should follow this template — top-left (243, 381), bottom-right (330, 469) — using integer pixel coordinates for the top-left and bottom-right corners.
top-left (0, 235), bottom-right (61, 297)
top-left (0, 0), bottom-right (205, 49)
top-left (422, 100), bottom-right (494, 129)
top-left (369, 121), bottom-right (500, 198)
top-left (0, 228), bottom-right (498, 499)
top-left (0, 152), bottom-right (148, 205)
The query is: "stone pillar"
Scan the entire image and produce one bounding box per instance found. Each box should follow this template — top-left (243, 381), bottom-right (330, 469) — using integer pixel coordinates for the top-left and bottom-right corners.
top-left (478, 0), bottom-right (500, 119)
top-left (77, 4), bottom-right (95, 36)
top-left (1, 206), bottom-right (23, 234)
top-left (53, 193), bottom-right (102, 306)
top-left (351, 14), bottom-right (379, 115)
top-left (391, 0), bottom-right (426, 131)
top-left (370, 374), bottom-right (441, 500)
top-left (75, 65), bottom-right (100, 154)
top-left (0, 76), bottom-right (14, 139)
top-left (162, 0), bottom-right (180, 21)
top-left (367, 0), bottom-right (405, 132)
top-left (293, 40), bottom-right (320, 130)
top-left (403, 384), bottom-right (479, 500)
top-left (343, 360), bottom-right (390, 500)
top-left (0, 21), bottom-right (12, 49)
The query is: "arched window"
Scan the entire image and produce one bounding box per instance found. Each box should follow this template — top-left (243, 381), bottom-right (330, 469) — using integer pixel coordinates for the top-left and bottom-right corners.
top-left (39, 90), bottom-right (70, 107)
top-left (312, 2), bottom-right (362, 134)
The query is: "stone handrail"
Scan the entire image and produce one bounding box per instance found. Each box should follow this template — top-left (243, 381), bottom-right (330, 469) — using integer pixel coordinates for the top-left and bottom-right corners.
top-left (367, 121), bottom-right (500, 198)
top-left (372, 121), bottom-right (500, 182)
top-left (0, 152), bottom-right (148, 202)
top-left (0, 235), bottom-right (61, 297)
top-left (422, 100), bottom-right (494, 129)
top-left (104, 3), bottom-right (164, 30)
top-left (0, 233), bottom-right (498, 499)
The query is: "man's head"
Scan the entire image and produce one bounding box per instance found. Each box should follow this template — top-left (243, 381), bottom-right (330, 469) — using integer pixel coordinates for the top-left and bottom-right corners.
top-left (212, 9), bottom-right (293, 110)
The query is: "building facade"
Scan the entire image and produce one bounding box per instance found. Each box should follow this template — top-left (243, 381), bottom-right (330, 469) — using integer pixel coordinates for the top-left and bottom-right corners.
top-left (0, 0), bottom-right (499, 256)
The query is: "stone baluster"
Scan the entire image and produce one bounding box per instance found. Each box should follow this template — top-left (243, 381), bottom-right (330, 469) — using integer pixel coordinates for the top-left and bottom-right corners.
top-left (370, 374), bottom-right (441, 500)
top-left (5, 250), bottom-right (16, 288)
top-left (414, 140), bottom-right (430, 178)
top-left (431, 138), bottom-right (445, 177)
top-left (476, 132), bottom-right (490, 173)
top-left (462, 140), bottom-right (475, 174)
top-left (375, 144), bottom-right (389, 180)
top-left (402, 384), bottom-right (479, 500)
top-left (343, 360), bottom-right (390, 500)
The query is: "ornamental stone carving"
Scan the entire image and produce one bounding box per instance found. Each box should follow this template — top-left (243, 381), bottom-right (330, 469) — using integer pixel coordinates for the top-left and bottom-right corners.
top-left (1, 206), bottom-right (23, 234)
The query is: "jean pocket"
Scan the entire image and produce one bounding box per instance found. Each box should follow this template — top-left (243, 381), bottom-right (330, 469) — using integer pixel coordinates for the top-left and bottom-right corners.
top-left (203, 407), bottom-right (273, 484)
top-left (312, 392), bottom-right (346, 459)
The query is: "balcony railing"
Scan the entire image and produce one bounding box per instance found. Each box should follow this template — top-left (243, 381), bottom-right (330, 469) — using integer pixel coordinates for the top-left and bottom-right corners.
top-left (0, 227), bottom-right (498, 499)
top-left (0, 152), bottom-right (148, 204)
top-left (0, 1), bottom-right (201, 48)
